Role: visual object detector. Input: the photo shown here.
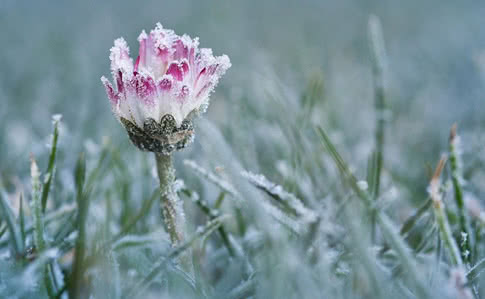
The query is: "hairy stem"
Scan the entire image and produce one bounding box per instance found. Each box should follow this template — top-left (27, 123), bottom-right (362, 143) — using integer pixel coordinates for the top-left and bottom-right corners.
top-left (155, 153), bottom-right (194, 277)
top-left (155, 153), bottom-right (185, 245)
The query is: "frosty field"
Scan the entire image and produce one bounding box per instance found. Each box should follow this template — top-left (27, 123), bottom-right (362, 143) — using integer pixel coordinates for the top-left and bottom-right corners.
top-left (1, 1), bottom-right (485, 298)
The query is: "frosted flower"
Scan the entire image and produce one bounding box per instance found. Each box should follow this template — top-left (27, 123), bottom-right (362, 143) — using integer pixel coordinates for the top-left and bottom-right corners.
top-left (101, 23), bottom-right (231, 154)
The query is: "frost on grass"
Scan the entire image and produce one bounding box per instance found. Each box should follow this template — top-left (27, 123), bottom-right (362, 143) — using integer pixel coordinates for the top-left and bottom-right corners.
top-left (184, 159), bottom-right (241, 200)
top-left (241, 170), bottom-right (318, 224)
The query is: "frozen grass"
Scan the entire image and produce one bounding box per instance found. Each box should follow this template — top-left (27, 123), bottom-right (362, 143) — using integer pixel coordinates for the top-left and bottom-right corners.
top-left (2, 1), bottom-right (485, 298)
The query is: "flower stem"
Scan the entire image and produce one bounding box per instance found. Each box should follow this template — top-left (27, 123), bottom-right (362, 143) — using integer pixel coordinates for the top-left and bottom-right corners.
top-left (155, 153), bottom-right (194, 276)
top-left (155, 153), bottom-right (186, 246)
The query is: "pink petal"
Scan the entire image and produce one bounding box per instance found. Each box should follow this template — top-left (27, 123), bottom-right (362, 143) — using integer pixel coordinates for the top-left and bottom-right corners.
top-left (134, 56), bottom-right (140, 72)
top-left (115, 70), bottom-right (125, 93)
top-left (131, 74), bottom-right (156, 105)
top-left (180, 60), bottom-right (189, 74)
top-left (138, 31), bottom-right (147, 67)
top-left (158, 77), bottom-right (173, 91)
top-left (172, 39), bottom-right (189, 60)
top-left (196, 82), bottom-right (212, 98)
top-left (166, 62), bottom-right (183, 81)
top-left (109, 38), bottom-right (133, 74)
top-left (101, 77), bottom-right (119, 104)
top-left (178, 85), bottom-right (190, 102)
top-left (195, 67), bottom-right (206, 86)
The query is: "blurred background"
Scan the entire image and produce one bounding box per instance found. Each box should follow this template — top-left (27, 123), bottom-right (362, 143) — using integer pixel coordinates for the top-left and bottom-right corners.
top-left (1, 0), bottom-right (485, 186)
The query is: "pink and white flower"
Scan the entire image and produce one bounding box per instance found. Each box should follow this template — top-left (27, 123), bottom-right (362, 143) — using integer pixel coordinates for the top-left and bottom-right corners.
top-left (101, 23), bottom-right (231, 153)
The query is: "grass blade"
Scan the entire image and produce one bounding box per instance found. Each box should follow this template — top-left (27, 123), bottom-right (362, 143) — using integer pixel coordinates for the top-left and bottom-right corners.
top-left (184, 159), bottom-right (241, 200)
top-left (31, 156), bottom-right (57, 298)
top-left (41, 114), bottom-right (61, 213)
top-left (241, 170), bottom-right (318, 224)
top-left (184, 188), bottom-right (235, 256)
top-left (368, 15), bottom-right (389, 199)
top-left (31, 156), bottom-right (46, 252)
top-left (69, 152), bottom-right (89, 299)
top-left (467, 258), bottom-right (485, 283)
top-left (316, 126), bottom-right (429, 297)
top-left (449, 124), bottom-right (472, 263)
top-left (19, 193), bottom-right (26, 247)
top-left (0, 191), bottom-right (24, 255)
top-left (429, 156), bottom-right (463, 267)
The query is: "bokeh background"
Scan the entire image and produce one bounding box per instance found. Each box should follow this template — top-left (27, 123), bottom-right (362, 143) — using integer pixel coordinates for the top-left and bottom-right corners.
top-left (0, 0), bottom-right (485, 171)
top-left (2, 0), bottom-right (485, 179)
top-left (1, 1), bottom-right (485, 297)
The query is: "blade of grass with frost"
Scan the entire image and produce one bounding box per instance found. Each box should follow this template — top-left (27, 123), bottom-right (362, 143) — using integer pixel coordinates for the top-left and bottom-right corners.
top-left (30, 156), bottom-right (45, 251)
top-left (449, 124), bottom-right (472, 263)
top-left (182, 188), bottom-right (235, 256)
top-left (51, 222), bottom-right (77, 255)
top-left (366, 151), bottom-right (378, 198)
top-left (300, 72), bottom-right (324, 123)
top-left (68, 152), bottom-right (89, 299)
top-left (414, 225), bottom-right (437, 254)
top-left (260, 198), bottom-right (306, 235)
top-left (41, 114), bottom-right (61, 213)
top-left (0, 224), bottom-right (7, 239)
top-left (316, 126), bottom-right (428, 298)
top-left (30, 156), bottom-right (56, 298)
top-left (14, 248), bottom-right (59, 297)
top-left (227, 278), bottom-right (256, 299)
top-left (84, 144), bottom-right (112, 192)
top-left (400, 198), bottom-right (432, 237)
top-left (112, 232), bottom-right (164, 251)
top-left (18, 193), bottom-right (26, 247)
top-left (343, 204), bottom-right (384, 298)
top-left (466, 258), bottom-right (485, 283)
top-left (369, 15), bottom-right (389, 243)
top-left (368, 15), bottom-right (388, 199)
top-left (241, 170), bottom-right (319, 224)
top-left (110, 187), bottom-right (159, 244)
top-left (184, 159), bottom-right (242, 200)
top-left (380, 197), bottom-right (432, 255)
top-left (124, 216), bottom-right (227, 299)
top-left (429, 156), bottom-right (463, 267)
top-left (184, 159), bottom-right (248, 238)
top-left (169, 264), bottom-right (199, 293)
top-left (82, 189), bottom-right (161, 270)
top-left (0, 191), bottom-right (23, 255)
top-left (0, 204), bottom-right (76, 248)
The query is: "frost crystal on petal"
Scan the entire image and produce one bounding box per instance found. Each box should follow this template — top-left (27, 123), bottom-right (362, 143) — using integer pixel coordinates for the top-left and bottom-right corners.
top-left (101, 23), bottom-right (230, 153)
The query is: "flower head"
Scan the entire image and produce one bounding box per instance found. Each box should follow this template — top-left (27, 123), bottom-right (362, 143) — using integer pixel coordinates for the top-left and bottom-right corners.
top-left (101, 23), bottom-right (231, 154)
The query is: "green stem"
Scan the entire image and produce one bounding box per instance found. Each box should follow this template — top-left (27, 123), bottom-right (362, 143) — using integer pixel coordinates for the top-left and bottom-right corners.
top-left (155, 153), bottom-right (193, 275)
top-left (155, 153), bottom-right (185, 245)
